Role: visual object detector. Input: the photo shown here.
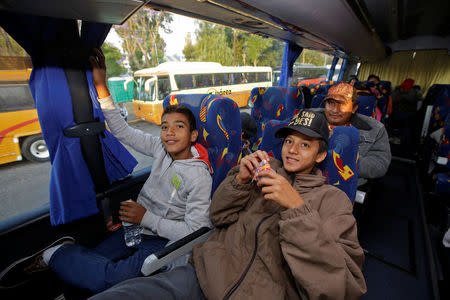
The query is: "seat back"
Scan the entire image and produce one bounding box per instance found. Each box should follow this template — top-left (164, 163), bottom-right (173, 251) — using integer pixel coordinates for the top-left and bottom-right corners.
top-left (437, 114), bottom-right (450, 168)
top-left (357, 95), bottom-right (377, 118)
top-left (311, 94), bottom-right (326, 108)
top-left (321, 126), bottom-right (360, 202)
top-left (258, 121), bottom-right (360, 202)
top-left (428, 84), bottom-right (450, 133)
top-left (310, 80), bottom-right (337, 95)
top-left (249, 87), bottom-right (304, 144)
top-left (163, 94), bottom-right (241, 194)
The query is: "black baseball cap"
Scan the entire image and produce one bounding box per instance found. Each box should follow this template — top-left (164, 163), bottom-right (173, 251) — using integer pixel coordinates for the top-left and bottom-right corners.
top-left (275, 109), bottom-right (329, 143)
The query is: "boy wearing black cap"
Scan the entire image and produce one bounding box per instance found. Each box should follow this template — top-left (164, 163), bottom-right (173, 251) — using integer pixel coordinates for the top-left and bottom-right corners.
top-left (91, 109), bottom-right (367, 300)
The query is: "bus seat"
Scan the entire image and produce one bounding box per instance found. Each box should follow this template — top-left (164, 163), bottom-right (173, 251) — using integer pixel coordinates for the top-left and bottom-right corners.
top-left (311, 93), bottom-right (326, 108)
top-left (419, 84), bottom-right (450, 139)
top-left (257, 119), bottom-right (286, 159)
top-left (437, 114), bottom-right (450, 168)
top-left (258, 120), bottom-right (360, 202)
top-left (249, 86), bottom-right (304, 141)
top-left (310, 80), bottom-right (337, 95)
top-left (434, 173), bottom-right (450, 195)
top-left (163, 94), bottom-right (241, 194)
top-left (356, 95), bottom-right (377, 119)
top-left (140, 94), bottom-right (242, 276)
top-left (429, 84), bottom-right (450, 134)
top-left (423, 114), bottom-right (450, 197)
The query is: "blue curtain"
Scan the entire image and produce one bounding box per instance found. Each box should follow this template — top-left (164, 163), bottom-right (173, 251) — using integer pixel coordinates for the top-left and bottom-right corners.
top-left (338, 58), bottom-right (347, 82)
top-left (278, 42), bottom-right (303, 88)
top-left (327, 56), bottom-right (339, 81)
top-left (0, 12), bottom-right (137, 225)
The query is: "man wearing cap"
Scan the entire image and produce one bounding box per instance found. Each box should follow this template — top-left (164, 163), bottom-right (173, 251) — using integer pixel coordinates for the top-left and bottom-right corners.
top-left (320, 82), bottom-right (391, 184)
top-left (91, 109), bottom-right (366, 300)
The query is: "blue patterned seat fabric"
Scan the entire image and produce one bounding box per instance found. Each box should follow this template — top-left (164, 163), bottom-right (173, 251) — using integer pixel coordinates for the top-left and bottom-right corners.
top-left (434, 173), bottom-right (450, 195)
top-left (258, 119), bottom-right (360, 202)
top-left (357, 95), bottom-right (377, 118)
top-left (428, 84), bottom-right (450, 134)
top-left (433, 114), bottom-right (450, 195)
top-left (311, 94), bottom-right (326, 108)
top-left (163, 94), bottom-right (241, 194)
top-left (309, 81), bottom-right (339, 108)
top-left (249, 87), bottom-right (304, 146)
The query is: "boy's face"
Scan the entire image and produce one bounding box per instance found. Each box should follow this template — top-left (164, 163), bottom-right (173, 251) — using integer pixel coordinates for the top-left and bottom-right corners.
top-left (161, 112), bottom-right (198, 160)
top-left (281, 131), bottom-right (327, 174)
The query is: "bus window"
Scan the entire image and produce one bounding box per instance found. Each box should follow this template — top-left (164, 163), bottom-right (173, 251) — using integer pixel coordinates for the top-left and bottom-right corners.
top-left (142, 78), bottom-right (156, 101)
top-left (0, 84), bottom-right (35, 112)
top-left (246, 72), bottom-right (256, 83)
top-left (0, 28), bottom-right (51, 222)
top-left (157, 76), bottom-right (170, 100)
top-left (194, 74), bottom-right (213, 88)
top-left (231, 72), bottom-right (244, 84)
top-left (214, 73), bottom-right (229, 86)
top-left (133, 77), bottom-right (143, 99)
top-left (257, 72), bottom-right (270, 82)
top-left (294, 50), bottom-right (334, 86)
top-left (175, 74), bottom-right (194, 90)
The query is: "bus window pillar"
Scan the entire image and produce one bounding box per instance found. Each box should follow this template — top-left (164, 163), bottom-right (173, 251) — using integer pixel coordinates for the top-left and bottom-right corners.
top-left (327, 56), bottom-right (339, 81)
top-left (279, 42), bottom-right (303, 87)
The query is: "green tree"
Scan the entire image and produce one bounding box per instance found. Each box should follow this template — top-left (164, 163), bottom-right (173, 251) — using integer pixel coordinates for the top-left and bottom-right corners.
top-left (102, 43), bottom-right (127, 78)
top-left (185, 22), bottom-right (233, 65)
top-left (259, 40), bottom-right (284, 68)
top-left (298, 49), bottom-right (328, 66)
top-left (183, 21), bottom-right (284, 68)
top-left (182, 33), bottom-right (196, 61)
top-left (245, 34), bottom-right (272, 66)
top-left (115, 8), bottom-right (172, 71)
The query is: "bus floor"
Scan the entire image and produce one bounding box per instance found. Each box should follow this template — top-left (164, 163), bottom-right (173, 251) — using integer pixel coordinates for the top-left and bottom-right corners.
top-left (357, 158), bottom-right (438, 299)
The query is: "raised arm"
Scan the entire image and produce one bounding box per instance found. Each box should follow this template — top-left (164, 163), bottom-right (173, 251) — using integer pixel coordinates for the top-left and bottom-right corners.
top-left (140, 169), bottom-right (213, 241)
top-left (279, 188), bottom-right (367, 299)
top-left (90, 48), bottom-right (163, 156)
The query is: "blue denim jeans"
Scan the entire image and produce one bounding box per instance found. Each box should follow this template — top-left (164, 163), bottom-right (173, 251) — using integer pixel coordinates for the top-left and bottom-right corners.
top-left (49, 228), bottom-right (168, 293)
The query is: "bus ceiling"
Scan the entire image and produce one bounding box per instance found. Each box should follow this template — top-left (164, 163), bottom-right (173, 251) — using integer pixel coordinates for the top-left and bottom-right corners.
top-left (1, 0), bottom-right (449, 60)
top-left (145, 0), bottom-right (449, 61)
top-left (0, 0), bottom-right (149, 24)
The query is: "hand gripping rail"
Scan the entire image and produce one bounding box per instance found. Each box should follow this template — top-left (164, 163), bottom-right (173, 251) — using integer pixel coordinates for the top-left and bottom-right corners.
top-left (141, 227), bottom-right (213, 276)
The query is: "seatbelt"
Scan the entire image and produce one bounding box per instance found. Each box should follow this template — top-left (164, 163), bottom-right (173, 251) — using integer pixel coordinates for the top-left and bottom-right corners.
top-left (62, 45), bottom-right (110, 196)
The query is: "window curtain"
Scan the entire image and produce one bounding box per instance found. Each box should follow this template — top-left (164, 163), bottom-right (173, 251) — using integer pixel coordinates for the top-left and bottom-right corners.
top-left (359, 50), bottom-right (450, 94)
top-left (279, 42), bottom-right (303, 87)
top-left (0, 12), bottom-right (137, 225)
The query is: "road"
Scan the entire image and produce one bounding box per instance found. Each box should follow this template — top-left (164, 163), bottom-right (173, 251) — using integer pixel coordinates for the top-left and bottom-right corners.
top-left (0, 120), bottom-right (160, 223)
top-left (0, 107), bottom-right (250, 223)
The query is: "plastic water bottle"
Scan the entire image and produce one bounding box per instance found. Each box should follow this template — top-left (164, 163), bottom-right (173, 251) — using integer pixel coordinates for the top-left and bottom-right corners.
top-left (122, 200), bottom-right (143, 247)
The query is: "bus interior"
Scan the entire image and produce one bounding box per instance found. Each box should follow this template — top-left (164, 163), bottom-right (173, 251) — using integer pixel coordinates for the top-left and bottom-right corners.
top-left (0, 0), bottom-right (449, 299)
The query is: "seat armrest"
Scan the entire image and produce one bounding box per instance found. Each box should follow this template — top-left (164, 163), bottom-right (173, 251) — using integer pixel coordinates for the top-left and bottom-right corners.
top-left (435, 156), bottom-right (448, 166)
top-left (141, 227), bottom-right (213, 276)
top-left (355, 190), bottom-right (366, 204)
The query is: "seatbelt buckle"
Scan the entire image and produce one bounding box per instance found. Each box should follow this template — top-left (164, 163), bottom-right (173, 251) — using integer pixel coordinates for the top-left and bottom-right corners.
top-left (63, 121), bottom-right (106, 137)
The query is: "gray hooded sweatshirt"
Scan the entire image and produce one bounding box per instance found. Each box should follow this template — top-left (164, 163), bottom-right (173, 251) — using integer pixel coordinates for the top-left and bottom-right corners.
top-left (99, 96), bottom-right (213, 242)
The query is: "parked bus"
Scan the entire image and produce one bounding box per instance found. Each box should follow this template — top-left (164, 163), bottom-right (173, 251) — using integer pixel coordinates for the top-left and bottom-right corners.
top-left (0, 65), bottom-right (49, 164)
top-left (132, 62), bottom-right (272, 124)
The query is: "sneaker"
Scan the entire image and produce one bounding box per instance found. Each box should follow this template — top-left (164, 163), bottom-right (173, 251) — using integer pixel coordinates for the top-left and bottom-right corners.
top-left (0, 236), bottom-right (75, 288)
